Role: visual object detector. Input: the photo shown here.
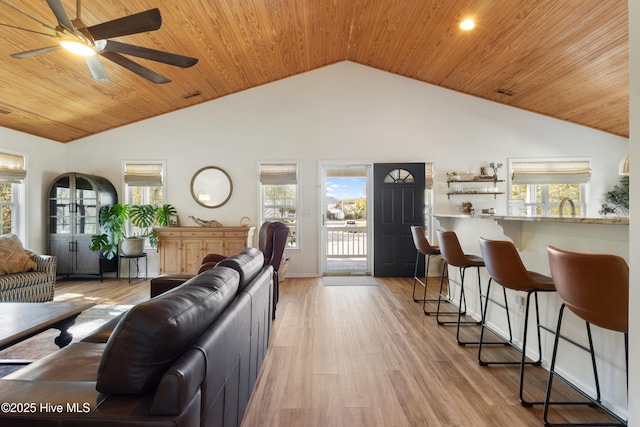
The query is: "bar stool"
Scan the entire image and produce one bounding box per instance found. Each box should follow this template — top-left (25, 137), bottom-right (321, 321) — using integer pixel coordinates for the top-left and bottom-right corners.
top-left (436, 230), bottom-right (489, 345)
top-left (478, 238), bottom-right (556, 406)
top-left (545, 246), bottom-right (628, 427)
top-left (409, 226), bottom-right (442, 312)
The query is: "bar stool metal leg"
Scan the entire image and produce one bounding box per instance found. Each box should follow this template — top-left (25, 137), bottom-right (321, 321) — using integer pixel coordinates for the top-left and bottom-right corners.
top-left (543, 304), bottom-right (627, 427)
top-left (477, 278), bottom-right (556, 406)
top-left (413, 251), bottom-right (439, 303)
top-left (434, 261), bottom-right (469, 323)
top-left (424, 256), bottom-right (454, 315)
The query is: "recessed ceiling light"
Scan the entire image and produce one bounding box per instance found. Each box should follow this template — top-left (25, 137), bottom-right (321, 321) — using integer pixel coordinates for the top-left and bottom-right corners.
top-left (460, 19), bottom-right (475, 31)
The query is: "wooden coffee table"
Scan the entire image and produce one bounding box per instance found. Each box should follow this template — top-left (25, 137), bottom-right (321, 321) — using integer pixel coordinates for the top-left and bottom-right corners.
top-left (0, 301), bottom-right (95, 353)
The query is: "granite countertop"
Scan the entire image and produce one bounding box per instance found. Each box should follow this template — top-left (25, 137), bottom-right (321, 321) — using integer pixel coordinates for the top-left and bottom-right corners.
top-left (433, 213), bottom-right (629, 225)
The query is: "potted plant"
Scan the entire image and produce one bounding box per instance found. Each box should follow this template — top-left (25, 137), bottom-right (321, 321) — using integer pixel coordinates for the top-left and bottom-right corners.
top-left (129, 203), bottom-right (177, 249)
top-left (89, 203), bottom-right (177, 258)
top-left (89, 203), bottom-right (130, 260)
top-left (488, 162), bottom-right (503, 180)
top-left (599, 176), bottom-right (629, 216)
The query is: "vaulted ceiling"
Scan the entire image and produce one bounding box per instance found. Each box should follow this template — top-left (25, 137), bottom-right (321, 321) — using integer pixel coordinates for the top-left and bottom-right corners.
top-left (0, 0), bottom-right (628, 143)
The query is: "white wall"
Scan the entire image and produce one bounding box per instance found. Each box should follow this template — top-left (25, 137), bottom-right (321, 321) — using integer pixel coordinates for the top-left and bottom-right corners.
top-left (0, 127), bottom-right (67, 252)
top-left (65, 61), bottom-right (628, 278)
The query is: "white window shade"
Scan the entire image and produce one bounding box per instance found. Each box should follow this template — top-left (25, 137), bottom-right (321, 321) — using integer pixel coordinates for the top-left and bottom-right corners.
top-left (511, 160), bottom-right (591, 184)
top-left (260, 163), bottom-right (297, 185)
top-left (0, 153), bottom-right (26, 182)
top-left (124, 163), bottom-right (163, 187)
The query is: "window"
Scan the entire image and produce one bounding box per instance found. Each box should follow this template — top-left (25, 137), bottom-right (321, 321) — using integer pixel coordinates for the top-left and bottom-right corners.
top-left (123, 162), bottom-right (165, 241)
top-left (0, 152), bottom-right (26, 240)
top-left (510, 159), bottom-right (590, 216)
top-left (259, 163), bottom-right (298, 248)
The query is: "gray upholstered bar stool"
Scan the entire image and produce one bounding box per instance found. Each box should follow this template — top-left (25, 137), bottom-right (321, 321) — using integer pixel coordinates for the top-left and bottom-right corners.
top-left (545, 246), bottom-right (628, 427)
top-left (410, 226), bottom-right (442, 313)
top-left (478, 237), bottom-right (556, 406)
top-left (436, 229), bottom-right (488, 345)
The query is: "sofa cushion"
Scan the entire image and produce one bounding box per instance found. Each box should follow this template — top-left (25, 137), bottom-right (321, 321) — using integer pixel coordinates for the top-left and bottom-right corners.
top-left (96, 266), bottom-right (240, 394)
top-left (217, 247), bottom-right (264, 290)
top-left (0, 234), bottom-right (37, 274)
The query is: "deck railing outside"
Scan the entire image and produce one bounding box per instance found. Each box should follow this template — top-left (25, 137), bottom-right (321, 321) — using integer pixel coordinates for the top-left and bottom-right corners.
top-left (326, 226), bottom-right (367, 257)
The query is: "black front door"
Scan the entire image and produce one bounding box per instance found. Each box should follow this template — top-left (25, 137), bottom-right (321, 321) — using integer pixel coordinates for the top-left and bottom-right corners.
top-left (373, 163), bottom-right (425, 277)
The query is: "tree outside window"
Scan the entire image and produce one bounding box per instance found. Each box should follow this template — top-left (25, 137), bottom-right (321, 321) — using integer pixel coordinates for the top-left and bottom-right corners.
top-left (0, 182), bottom-right (16, 235)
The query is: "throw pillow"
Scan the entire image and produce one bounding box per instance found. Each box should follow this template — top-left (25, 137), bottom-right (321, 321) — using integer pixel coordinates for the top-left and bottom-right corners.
top-left (0, 233), bottom-right (37, 274)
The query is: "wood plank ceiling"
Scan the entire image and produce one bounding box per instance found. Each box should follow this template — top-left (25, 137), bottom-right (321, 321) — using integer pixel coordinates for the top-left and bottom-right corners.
top-left (0, 0), bottom-right (629, 143)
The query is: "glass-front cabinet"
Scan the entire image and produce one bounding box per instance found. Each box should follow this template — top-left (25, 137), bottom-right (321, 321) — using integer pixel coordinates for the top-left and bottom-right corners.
top-left (48, 173), bottom-right (117, 278)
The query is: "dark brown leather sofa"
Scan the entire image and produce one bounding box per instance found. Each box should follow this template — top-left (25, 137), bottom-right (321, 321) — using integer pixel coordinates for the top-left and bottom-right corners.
top-left (151, 221), bottom-right (288, 318)
top-left (0, 247), bottom-right (272, 427)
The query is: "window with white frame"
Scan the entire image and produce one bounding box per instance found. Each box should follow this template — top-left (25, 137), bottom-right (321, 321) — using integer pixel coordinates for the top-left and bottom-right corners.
top-left (510, 159), bottom-right (590, 216)
top-left (123, 161), bottom-right (165, 241)
top-left (0, 152), bottom-right (26, 240)
top-left (259, 163), bottom-right (298, 248)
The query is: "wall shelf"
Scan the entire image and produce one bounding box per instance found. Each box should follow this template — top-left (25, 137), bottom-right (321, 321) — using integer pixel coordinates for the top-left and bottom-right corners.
top-left (446, 178), bottom-right (505, 199)
top-left (446, 191), bottom-right (505, 199)
top-left (446, 179), bottom-right (505, 185)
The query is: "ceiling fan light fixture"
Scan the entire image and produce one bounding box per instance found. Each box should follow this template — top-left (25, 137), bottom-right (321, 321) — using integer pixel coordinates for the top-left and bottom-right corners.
top-left (60, 39), bottom-right (96, 56)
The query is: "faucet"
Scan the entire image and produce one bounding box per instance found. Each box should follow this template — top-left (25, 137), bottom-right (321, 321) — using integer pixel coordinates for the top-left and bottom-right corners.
top-left (559, 198), bottom-right (576, 217)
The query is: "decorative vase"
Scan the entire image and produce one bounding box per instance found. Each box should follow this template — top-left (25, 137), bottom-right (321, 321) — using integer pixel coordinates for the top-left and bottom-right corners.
top-left (121, 237), bottom-right (145, 256)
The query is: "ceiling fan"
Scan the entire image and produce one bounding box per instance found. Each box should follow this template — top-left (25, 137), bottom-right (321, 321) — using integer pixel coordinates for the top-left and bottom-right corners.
top-left (0, 0), bottom-right (198, 84)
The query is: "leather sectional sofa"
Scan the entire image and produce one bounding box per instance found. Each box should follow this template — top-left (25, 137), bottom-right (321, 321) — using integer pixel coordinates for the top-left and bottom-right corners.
top-left (0, 247), bottom-right (272, 426)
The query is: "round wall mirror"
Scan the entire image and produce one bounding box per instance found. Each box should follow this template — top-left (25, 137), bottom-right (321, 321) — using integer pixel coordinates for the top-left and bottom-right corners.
top-left (190, 166), bottom-right (233, 208)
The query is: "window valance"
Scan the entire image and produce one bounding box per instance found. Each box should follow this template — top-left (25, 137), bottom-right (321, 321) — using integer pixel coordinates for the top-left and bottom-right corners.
top-left (260, 163), bottom-right (297, 185)
top-left (511, 160), bottom-right (591, 184)
top-left (0, 153), bottom-right (26, 182)
top-left (124, 163), bottom-right (163, 187)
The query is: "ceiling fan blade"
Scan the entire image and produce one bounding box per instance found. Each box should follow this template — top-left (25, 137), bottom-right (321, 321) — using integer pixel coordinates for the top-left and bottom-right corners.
top-left (86, 8), bottom-right (161, 40)
top-left (0, 22), bottom-right (57, 38)
top-left (104, 40), bottom-right (198, 68)
top-left (84, 55), bottom-right (108, 81)
top-left (100, 50), bottom-right (171, 84)
top-left (45, 0), bottom-right (74, 30)
top-left (11, 45), bottom-right (61, 59)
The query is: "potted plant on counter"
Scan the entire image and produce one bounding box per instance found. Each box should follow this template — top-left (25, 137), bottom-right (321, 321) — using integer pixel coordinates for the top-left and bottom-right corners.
top-left (89, 203), bottom-right (177, 259)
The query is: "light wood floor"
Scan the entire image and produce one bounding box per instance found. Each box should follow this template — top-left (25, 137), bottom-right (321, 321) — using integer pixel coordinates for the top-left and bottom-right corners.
top-left (242, 277), bottom-right (620, 427)
top-left (39, 275), bottom-right (618, 426)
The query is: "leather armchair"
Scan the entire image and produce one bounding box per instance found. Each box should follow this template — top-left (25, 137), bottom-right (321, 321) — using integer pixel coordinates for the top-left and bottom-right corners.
top-left (200, 221), bottom-right (288, 316)
top-left (258, 221), bottom-right (290, 316)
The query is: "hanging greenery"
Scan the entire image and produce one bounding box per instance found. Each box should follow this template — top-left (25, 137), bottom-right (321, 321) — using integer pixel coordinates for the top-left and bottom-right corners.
top-left (599, 176), bottom-right (629, 216)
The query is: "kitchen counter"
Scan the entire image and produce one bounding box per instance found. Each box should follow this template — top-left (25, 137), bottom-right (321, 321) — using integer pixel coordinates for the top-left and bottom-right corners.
top-left (434, 213), bottom-right (628, 225)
